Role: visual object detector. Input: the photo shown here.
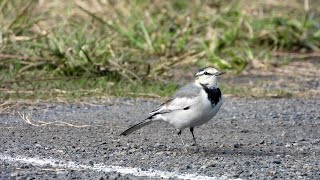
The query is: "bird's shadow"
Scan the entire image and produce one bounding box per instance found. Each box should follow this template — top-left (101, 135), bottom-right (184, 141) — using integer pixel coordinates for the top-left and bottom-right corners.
top-left (151, 144), bottom-right (286, 158)
top-left (197, 146), bottom-right (278, 157)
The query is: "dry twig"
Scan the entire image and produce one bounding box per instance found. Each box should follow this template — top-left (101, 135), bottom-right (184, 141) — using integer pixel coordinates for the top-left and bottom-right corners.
top-left (18, 112), bottom-right (91, 128)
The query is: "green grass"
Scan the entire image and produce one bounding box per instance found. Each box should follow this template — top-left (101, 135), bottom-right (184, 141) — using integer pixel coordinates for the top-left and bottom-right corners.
top-left (0, 73), bottom-right (178, 101)
top-left (0, 0), bottom-right (319, 100)
top-left (220, 84), bottom-right (293, 99)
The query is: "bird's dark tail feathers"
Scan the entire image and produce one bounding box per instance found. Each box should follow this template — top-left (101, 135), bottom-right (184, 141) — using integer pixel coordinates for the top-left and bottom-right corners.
top-left (120, 115), bottom-right (155, 136)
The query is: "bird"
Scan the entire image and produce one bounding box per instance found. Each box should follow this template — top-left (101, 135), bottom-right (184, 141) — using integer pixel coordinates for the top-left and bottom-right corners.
top-left (120, 67), bottom-right (224, 145)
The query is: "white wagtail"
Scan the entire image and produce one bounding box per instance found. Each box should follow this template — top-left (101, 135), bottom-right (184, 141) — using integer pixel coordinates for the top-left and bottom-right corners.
top-left (120, 67), bottom-right (224, 145)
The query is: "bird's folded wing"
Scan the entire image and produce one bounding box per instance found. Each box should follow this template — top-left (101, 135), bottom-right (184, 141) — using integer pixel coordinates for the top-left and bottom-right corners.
top-left (149, 97), bottom-right (195, 115)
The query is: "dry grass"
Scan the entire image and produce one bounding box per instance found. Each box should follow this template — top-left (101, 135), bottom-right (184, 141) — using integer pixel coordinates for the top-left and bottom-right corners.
top-left (18, 112), bottom-right (91, 127)
top-left (0, 0), bottom-right (319, 100)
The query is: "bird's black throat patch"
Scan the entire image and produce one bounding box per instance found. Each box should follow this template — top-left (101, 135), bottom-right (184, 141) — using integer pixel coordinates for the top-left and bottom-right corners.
top-left (200, 84), bottom-right (221, 107)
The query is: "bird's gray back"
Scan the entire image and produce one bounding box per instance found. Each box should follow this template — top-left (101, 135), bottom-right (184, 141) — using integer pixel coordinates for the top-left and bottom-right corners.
top-left (173, 82), bottom-right (201, 99)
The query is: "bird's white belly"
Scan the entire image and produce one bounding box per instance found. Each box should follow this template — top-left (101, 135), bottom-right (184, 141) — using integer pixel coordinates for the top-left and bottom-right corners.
top-left (162, 89), bottom-right (223, 130)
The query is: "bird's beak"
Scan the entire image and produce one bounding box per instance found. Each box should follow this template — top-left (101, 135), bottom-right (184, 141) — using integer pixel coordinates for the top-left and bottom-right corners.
top-left (195, 72), bottom-right (202, 77)
top-left (215, 71), bottom-right (225, 76)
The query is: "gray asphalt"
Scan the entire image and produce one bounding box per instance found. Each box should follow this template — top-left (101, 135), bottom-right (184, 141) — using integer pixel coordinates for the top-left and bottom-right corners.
top-left (0, 98), bottom-right (319, 179)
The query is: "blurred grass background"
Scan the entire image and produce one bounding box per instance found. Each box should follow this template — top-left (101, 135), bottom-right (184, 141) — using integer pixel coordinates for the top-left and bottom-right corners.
top-left (0, 0), bottom-right (319, 100)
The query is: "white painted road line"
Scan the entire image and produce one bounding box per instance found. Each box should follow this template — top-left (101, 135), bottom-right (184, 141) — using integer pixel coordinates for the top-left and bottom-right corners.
top-left (0, 153), bottom-right (239, 180)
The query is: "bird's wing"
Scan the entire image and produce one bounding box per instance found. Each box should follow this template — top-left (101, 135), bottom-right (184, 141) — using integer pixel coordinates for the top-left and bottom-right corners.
top-left (150, 82), bottom-right (202, 115)
top-left (149, 97), bottom-right (195, 115)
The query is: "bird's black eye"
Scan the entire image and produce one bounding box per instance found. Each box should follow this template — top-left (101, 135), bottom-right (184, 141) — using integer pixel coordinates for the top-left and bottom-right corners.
top-left (204, 72), bottom-right (210, 75)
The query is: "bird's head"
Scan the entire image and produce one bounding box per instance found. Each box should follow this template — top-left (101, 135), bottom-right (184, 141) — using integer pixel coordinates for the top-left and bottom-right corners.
top-left (195, 67), bottom-right (224, 88)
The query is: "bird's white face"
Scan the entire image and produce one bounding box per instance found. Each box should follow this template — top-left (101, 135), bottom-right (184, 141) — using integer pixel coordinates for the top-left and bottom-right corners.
top-left (195, 67), bottom-right (224, 87)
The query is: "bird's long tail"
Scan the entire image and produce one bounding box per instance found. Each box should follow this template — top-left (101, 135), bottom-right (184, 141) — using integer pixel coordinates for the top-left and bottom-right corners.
top-left (120, 115), bottom-right (156, 136)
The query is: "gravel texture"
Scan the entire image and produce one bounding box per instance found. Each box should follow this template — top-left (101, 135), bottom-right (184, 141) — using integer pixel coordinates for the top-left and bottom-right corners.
top-left (0, 98), bottom-right (319, 179)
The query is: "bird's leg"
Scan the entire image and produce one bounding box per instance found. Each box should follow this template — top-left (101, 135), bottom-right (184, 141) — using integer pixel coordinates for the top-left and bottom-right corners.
top-left (177, 130), bottom-right (185, 146)
top-left (190, 127), bottom-right (197, 146)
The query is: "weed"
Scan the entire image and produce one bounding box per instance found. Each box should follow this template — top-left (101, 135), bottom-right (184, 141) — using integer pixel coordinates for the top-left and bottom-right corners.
top-left (0, 0), bottom-right (319, 100)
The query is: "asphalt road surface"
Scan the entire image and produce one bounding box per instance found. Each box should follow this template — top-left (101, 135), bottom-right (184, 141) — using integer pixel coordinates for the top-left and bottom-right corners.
top-left (0, 98), bottom-right (319, 179)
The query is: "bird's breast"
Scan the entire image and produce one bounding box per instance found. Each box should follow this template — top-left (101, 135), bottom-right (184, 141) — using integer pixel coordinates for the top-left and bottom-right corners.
top-left (195, 88), bottom-right (223, 122)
